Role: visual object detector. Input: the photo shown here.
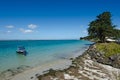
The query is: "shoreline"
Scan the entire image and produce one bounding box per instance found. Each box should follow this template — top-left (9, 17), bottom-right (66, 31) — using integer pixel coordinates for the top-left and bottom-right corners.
top-left (35, 44), bottom-right (120, 80)
top-left (0, 59), bottom-right (71, 80)
top-left (36, 44), bottom-right (120, 80)
top-left (0, 45), bottom-right (90, 80)
top-left (2, 43), bottom-right (120, 80)
top-left (0, 40), bottom-right (90, 73)
top-left (0, 50), bottom-right (86, 80)
top-left (10, 59), bottom-right (71, 80)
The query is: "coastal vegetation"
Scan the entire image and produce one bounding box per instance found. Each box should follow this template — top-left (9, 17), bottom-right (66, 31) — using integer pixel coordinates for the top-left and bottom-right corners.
top-left (80, 11), bottom-right (120, 69)
top-left (96, 43), bottom-right (120, 57)
top-left (81, 12), bottom-right (120, 42)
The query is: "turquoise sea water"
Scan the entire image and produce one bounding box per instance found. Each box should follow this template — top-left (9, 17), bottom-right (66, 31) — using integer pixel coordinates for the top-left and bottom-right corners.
top-left (0, 40), bottom-right (92, 73)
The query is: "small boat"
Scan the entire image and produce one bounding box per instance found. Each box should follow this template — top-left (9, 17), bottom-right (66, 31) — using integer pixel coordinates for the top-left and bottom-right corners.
top-left (16, 46), bottom-right (27, 55)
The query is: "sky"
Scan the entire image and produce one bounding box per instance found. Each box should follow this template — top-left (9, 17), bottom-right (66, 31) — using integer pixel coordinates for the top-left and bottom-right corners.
top-left (0, 0), bottom-right (120, 40)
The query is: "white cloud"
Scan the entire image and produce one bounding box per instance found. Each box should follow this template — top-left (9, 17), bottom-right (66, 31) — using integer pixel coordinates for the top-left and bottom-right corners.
top-left (6, 25), bottom-right (14, 28)
top-left (7, 30), bottom-right (12, 33)
top-left (24, 30), bottom-right (33, 33)
top-left (20, 28), bottom-right (33, 33)
top-left (28, 24), bottom-right (37, 29)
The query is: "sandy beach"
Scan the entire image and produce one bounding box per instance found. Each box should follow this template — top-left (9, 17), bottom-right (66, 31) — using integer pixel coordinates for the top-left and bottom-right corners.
top-left (0, 59), bottom-right (71, 80)
top-left (0, 44), bottom-right (89, 80)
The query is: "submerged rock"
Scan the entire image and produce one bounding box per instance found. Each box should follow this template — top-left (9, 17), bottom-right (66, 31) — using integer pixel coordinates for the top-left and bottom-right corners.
top-left (0, 65), bottom-right (31, 80)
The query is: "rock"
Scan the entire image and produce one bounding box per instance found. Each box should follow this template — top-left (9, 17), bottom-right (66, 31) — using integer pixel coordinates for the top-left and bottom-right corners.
top-left (86, 45), bottom-right (120, 69)
top-left (35, 73), bottom-right (39, 77)
top-left (41, 76), bottom-right (52, 80)
top-left (37, 44), bottom-right (120, 80)
top-left (55, 71), bottom-right (64, 79)
top-left (31, 76), bottom-right (34, 79)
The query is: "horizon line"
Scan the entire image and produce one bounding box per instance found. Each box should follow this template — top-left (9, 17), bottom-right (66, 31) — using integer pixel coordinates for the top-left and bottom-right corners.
top-left (0, 39), bottom-right (80, 41)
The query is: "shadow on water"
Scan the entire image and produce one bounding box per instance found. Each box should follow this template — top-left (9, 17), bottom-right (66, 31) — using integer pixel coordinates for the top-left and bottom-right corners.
top-left (84, 43), bottom-right (94, 46)
top-left (16, 51), bottom-right (28, 56)
top-left (24, 51), bottom-right (28, 56)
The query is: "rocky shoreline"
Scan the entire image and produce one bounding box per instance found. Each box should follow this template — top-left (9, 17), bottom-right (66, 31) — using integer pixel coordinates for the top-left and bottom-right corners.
top-left (37, 44), bottom-right (120, 80)
top-left (87, 44), bottom-right (120, 69)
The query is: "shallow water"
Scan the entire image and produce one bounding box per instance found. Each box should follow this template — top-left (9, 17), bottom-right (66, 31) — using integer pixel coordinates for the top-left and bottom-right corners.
top-left (0, 40), bottom-right (92, 73)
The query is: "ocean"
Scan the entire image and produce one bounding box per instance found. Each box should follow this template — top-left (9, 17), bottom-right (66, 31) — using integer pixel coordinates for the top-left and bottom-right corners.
top-left (0, 40), bottom-right (92, 73)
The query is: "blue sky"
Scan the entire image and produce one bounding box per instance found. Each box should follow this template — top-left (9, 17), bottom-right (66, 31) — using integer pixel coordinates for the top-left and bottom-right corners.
top-left (0, 0), bottom-right (120, 40)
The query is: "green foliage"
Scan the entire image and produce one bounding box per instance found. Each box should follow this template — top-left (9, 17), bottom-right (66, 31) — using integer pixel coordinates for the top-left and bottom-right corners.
top-left (96, 43), bottom-right (120, 57)
top-left (88, 12), bottom-right (115, 42)
top-left (80, 36), bottom-right (99, 42)
top-left (80, 36), bottom-right (94, 40)
top-left (112, 29), bottom-right (120, 39)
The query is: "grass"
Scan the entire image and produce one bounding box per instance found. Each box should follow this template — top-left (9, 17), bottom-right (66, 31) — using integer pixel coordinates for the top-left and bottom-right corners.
top-left (96, 42), bottom-right (120, 57)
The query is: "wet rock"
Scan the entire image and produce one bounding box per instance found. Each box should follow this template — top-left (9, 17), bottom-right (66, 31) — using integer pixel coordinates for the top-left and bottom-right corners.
top-left (31, 76), bottom-right (34, 79)
top-left (41, 76), bottom-right (52, 80)
top-left (35, 73), bottom-right (39, 77)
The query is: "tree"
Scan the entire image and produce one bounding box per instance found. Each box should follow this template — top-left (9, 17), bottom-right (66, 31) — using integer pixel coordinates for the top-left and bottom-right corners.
top-left (88, 12), bottom-right (115, 42)
top-left (113, 29), bottom-right (120, 39)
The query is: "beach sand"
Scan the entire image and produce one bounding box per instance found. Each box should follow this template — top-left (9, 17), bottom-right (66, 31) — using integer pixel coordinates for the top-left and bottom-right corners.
top-left (0, 47), bottom-right (89, 80)
top-left (7, 59), bottom-right (71, 80)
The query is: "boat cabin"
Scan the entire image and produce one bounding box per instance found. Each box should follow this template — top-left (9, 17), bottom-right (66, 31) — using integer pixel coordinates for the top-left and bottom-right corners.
top-left (16, 46), bottom-right (27, 55)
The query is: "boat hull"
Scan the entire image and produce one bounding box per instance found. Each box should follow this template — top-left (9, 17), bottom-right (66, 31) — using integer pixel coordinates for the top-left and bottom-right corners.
top-left (16, 51), bottom-right (27, 55)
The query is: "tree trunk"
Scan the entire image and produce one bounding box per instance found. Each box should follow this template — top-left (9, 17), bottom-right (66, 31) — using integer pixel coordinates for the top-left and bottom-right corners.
top-left (100, 36), bottom-right (105, 43)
